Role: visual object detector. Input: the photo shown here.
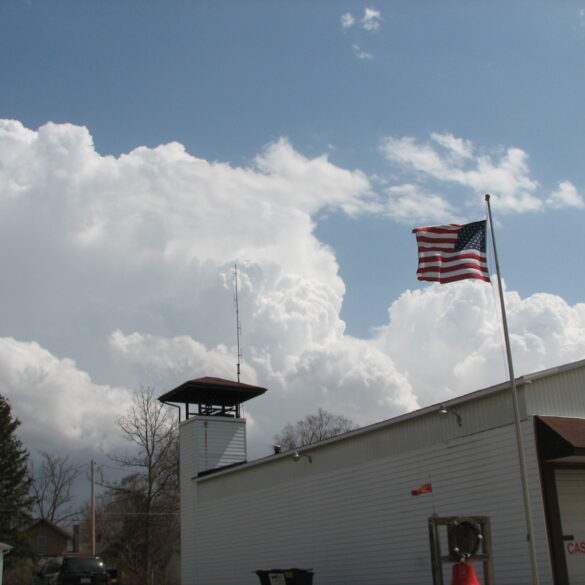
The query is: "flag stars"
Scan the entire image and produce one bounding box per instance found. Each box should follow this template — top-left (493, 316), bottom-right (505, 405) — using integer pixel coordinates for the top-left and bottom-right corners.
top-left (455, 221), bottom-right (486, 252)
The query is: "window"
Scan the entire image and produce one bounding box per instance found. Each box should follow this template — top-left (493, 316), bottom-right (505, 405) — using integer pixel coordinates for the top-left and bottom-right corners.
top-left (36, 535), bottom-right (47, 556)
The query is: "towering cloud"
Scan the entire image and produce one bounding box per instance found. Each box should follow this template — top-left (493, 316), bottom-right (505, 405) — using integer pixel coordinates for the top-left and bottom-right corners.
top-left (0, 120), bottom-right (583, 460)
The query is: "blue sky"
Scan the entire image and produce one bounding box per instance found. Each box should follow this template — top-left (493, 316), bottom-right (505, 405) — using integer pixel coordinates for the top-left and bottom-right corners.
top-left (1, 1), bottom-right (585, 462)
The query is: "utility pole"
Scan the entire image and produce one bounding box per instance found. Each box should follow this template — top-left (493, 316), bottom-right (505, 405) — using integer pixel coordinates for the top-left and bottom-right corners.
top-left (90, 459), bottom-right (96, 555)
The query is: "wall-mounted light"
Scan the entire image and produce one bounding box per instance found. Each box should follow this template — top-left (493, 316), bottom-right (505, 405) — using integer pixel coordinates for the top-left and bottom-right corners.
top-left (291, 451), bottom-right (312, 463)
top-left (439, 404), bottom-right (462, 427)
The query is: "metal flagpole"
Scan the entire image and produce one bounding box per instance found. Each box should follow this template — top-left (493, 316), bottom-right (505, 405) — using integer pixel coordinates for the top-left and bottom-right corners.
top-left (485, 194), bottom-right (539, 585)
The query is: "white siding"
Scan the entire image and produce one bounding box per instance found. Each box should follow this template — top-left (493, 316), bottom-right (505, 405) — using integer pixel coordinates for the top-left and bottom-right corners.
top-left (190, 419), bottom-right (551, 585)
top-left (194, 417), bottom-right (247, 471)
top-left (525, 366), bottom-right (585, 417)
top-left (180, 418), bottom-right (198, 585)
top-left (180, 360), bottom-right (585, 585)
top-left (180, 416), bottom-right (247, 585)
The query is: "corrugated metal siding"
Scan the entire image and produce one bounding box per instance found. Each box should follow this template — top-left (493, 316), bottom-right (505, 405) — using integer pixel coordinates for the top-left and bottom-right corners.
top-left (192, 419), bottom-right (551, 585)
top-left (194, 417), bottom-right (246, 471)
top-left (525, 366), bottom-right (585, 417)
top-left (198, 389), bottom-right (525, 502)
top-left (183, 361), bottom-right (585, 585)
top-left (179, 418), bottom-right (198, 585)
top-left (180, 416), bottom-right (246, 585)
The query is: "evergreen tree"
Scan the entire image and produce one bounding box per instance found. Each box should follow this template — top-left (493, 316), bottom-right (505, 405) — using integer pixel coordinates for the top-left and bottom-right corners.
top-left (0, 394), bottom-right (34, 567)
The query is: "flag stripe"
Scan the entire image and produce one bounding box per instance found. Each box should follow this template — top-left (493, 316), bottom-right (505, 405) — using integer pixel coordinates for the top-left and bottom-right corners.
top-left (417, 267), bottom-right (489, 279)
top-left (418, 267), bottom-right (490, 277)
top-left (418, 254), bottom-right (488, 266)
top-left (428, 272), bottom-right (491, 284)
top-left (418, 250), bottom-right (486, 260)
top-left (412, 224), bottom-right (461, 233)
top-left (412, 220), bottom-right (489, 284)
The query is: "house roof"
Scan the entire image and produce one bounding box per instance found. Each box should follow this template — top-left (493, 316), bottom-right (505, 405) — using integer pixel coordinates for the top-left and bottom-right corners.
top-left (29, 518), bottom-right (72, 540)
top-left (158, 377), bottom-right (267, 406)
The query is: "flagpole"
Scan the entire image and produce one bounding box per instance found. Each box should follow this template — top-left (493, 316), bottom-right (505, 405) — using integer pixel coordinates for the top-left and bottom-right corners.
top-left (485, 194), bottom-right (539, 585)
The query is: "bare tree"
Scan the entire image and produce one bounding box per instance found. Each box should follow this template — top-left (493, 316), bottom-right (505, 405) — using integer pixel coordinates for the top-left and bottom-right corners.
top-left (31, 452), bottom-right (84, 525)
top-left (102, 388), bottom-right (179, 585)
top-left (94, 473), bottom-right (179, 585)
top-left (273, 408), bottom-right (356, 450)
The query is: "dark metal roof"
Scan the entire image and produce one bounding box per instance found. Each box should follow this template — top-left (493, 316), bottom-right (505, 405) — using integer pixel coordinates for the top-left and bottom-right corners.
top-left (536, 415), bottom-right (585, 461)
top-left (538, 415), bottom-right (585, 448)
top-left (158, 377), bottom-right (267, 406)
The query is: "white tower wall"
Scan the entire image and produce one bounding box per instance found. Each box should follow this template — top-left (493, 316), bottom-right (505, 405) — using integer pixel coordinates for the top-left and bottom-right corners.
top-left (179, 415), bottom-right (247, 585)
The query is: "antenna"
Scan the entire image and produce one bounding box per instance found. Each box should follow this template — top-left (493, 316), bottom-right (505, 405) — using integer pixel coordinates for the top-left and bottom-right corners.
top-left (233, 264), bottom-right (242, 382)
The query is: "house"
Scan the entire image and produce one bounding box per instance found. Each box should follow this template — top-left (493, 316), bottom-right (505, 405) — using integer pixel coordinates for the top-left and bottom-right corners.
top-left (26, 518), bottom-right (71, 557)
top-left (159, 359), bottom-right (585, 585)
top-left (0, 542), bottom-right (13, 585)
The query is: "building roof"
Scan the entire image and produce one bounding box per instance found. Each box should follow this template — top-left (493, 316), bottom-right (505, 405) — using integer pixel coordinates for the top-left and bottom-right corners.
top-left (195, 358), bottom-right (585, 481)
top-left (536, 415), bottom-right (585, 462)
top-left (158, 377), bottom-right (267, 406)
top-left (538, 415), bottom-right (585, 449)
top-left (29, 517), bottom-right (72, 540)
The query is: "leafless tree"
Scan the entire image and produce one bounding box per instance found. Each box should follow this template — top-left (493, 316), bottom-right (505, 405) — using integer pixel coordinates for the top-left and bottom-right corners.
top-left (31, 452), bottom-right (84, 525)
top-left (273, 408), bottom-right (356, 450)
top-left (101, 388), bottom-right (179, 585)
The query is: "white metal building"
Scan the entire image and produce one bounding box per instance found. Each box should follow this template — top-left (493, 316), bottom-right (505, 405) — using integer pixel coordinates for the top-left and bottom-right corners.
top-left (160, 359), bottom-right (585, 585)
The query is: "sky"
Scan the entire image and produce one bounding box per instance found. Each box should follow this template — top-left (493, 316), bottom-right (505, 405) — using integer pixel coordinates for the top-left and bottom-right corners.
top-left (1, 0), bottom-right (585, 475)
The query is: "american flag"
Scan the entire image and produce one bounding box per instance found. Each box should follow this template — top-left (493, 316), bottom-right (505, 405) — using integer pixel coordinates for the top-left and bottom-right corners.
top-left (412, 220), bottom-right (490, 284)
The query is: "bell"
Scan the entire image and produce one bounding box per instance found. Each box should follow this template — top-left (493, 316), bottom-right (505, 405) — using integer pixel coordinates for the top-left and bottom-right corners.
top-left (451, 562), bottom-right (482, 585)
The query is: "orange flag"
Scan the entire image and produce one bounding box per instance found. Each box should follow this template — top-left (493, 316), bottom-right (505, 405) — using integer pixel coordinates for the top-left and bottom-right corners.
top-left (410, 482), bottom-right (432, 496)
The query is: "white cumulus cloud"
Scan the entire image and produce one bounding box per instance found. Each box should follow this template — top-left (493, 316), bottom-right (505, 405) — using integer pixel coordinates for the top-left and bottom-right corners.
top-left (0, 119), bottom-right (584, 462)
top-left (381, 133), bottom-right (542, 213)
top-left (0, 337), bottom-right (132, 453)
top-left (374, 281), bottom-right (585, 403)
top-left (341, 12), bottom-right (355, 29)
top-left (380, 132), bottom-right (585, 216)
top-left (546, 180), bottom-right (585, 209)
top-left (341, 8), bottom-right (382, 32)
top-left (382, 183), bottom-right (462, 225)
top-left (361, 8), bottom-right (382, 31)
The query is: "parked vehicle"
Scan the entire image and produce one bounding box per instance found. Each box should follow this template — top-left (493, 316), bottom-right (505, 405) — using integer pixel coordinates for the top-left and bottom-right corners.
top-left (32, 555), bottom-right (109, 585)
top-left (106, 568), bottom-right (122, 585)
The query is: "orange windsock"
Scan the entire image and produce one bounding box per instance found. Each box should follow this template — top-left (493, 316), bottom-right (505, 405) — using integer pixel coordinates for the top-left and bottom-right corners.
top-left (451, 562), bottom-right (481, 585)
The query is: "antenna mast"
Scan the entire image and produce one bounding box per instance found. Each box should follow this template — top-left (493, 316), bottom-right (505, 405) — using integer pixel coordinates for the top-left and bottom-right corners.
top-left (234, 264), bottom-right (242, 382)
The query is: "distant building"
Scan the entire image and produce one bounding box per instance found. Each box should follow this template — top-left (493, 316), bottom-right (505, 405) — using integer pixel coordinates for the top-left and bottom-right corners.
top-left (26, 518), bottom-right (71, 557)
top-left (162, 360), bottom-right (585, 585)
top-left (0, 542), bottom-right (13, 585)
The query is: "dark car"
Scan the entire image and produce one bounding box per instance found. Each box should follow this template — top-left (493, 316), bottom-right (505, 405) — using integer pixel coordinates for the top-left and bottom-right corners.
top-left (106, 569), bottom-right (122, 585)
top-left (32, 555), bottom-right (109, 585)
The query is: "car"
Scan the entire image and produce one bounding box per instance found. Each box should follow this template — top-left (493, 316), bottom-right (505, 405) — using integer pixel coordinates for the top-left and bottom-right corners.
top-left (106, 568), bottom-right (122, 585)
top-left (32, 555), bottom-right (109, 585)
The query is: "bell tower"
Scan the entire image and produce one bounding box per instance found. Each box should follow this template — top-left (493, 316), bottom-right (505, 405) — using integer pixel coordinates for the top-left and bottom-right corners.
top-left (159, 376), bottom-right (267, 474)
top-left (159, 376), bottom-right (267, 585)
